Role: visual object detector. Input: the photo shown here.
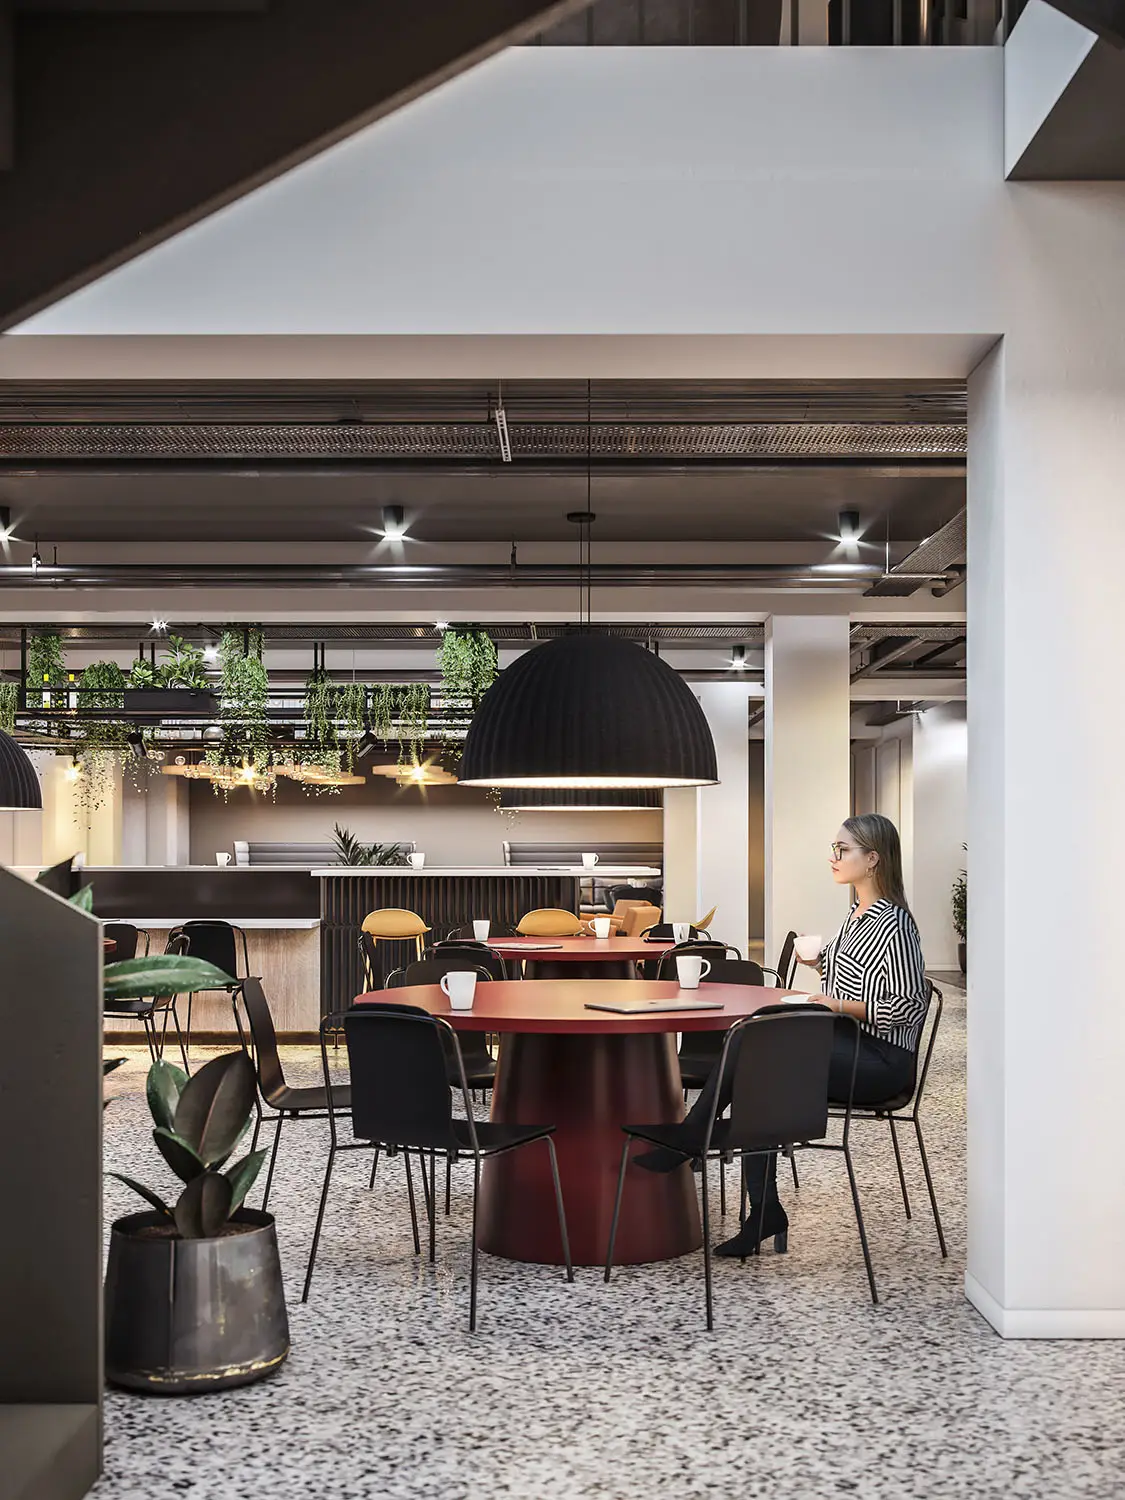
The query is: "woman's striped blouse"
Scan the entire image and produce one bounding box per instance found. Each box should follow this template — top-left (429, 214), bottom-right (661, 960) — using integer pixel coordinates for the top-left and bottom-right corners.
top-left (821, 899), bottom-right (929, 1053)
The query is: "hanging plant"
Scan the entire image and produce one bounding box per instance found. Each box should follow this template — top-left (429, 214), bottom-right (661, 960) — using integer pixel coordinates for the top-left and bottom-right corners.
top-left (396, 683), bottom-right (430, 770)
top-left (76, 661), bottom-right (129, 760)
top-left (206, 628), bottom-right (271, 788)
top-left (436, 628), bottom-right (496, 763)
top-left (368, 683), bottom-right (396, 745)
top-left (26, 631), bottom-right (68, 733)
top-left (302, 668), bottom-right (341, 779)
top-left (337, 683), bottom-right (367, 773)
top-left (0, 680), bottom-right (17, 734)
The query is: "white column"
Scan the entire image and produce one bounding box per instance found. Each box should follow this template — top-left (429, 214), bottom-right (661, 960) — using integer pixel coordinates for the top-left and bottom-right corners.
top-left (662, 788), bottom-right (701, 926)
top-left (696, 682), bottom-right (753, 958)
top-left (765, 615), bottom-right (851, 983)
top-left (910, 704), bottom-right (967, 969)
top-left (968, 301), bottom-right (1125, 1335)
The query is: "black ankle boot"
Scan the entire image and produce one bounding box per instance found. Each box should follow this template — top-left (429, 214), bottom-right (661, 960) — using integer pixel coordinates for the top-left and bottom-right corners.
top-left (714, 1208), bottom-right (789, 1259)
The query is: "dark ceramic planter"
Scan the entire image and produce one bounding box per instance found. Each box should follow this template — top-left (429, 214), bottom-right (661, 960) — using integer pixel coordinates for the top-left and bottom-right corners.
top-left (122, 688), bottom-right (218, 715)
top-left (105, 1207), bottom-right (289, 1395)
top-left (958, 941), bottom-right (966, 976)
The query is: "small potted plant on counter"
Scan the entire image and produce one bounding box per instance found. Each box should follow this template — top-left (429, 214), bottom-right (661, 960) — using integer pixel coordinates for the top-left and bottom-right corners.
top-left (952, 851), bottom-right (967, 975)
top-left (105, 1051), bottom-right (289, 1394)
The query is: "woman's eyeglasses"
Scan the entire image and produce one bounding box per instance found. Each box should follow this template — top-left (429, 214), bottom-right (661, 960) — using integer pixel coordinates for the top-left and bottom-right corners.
top-left (829, 842), bottom-right (855, 860)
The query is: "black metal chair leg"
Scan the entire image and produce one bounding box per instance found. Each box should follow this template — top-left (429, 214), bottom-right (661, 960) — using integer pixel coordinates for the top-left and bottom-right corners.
top-left (416, 1149), bottom-right (434, 1223)
top-left (301, 1143), bottom-right (336, 1302)
top-left (185, 993), bottom-right (193, 1059)
top-left (914, 1117), bottom-right (948, 1258)
top-left (545, 1137), bottom-right (574, 1282)
top-left (142, 1015), bottom-right (158, 1064)
top-left (603, 1141), bottom-right (631, 1281)
top-left (888, 1114), bottom-right (912, 1218)
top-left (740, 1156), bottom-right (748, 1228)
top-left (367, 1145), bottom-right (381, 1190)
top-left (701, 1159), bottom-right (714, 1331)
top-left (158, 1003), bottom-right (171, 1060)
top-left (720, 1156), bottom-right (727, 1216)
top-left (260, 1113), bottom-right (284, 1213)
top-left (403, 1150), bottom-right (421, 1256)
top-left (469, 1157), bottom-right (481, 1333)
top-left (445, 1154), bottom-right (452, 1216)
top-left (170, 1001), bottom-right (190, 1074)
top-left (843, 1143), bottom-right (878, 1305)
top-left (787, 1144), bottom-right (800, 1191)
top-left (428, 1151), bottom-right (437, 1264)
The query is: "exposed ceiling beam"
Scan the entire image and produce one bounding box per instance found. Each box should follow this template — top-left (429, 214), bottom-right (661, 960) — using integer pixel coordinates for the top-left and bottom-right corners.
top-left (863, 508), bottom-right (967, 598)
top-left (851, 634), bottom-right (922, 681)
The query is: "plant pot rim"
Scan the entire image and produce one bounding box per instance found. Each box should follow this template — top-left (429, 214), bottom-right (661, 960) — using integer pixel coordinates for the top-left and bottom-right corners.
top-left (111, 1205), bottom-right (275, 1242)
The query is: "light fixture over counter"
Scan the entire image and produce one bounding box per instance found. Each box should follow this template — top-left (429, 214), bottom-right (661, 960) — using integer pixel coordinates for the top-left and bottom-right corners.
top-left (458, 634), bottom-right (718, 789)
top-left (0, 729), bottom-right (43, 810)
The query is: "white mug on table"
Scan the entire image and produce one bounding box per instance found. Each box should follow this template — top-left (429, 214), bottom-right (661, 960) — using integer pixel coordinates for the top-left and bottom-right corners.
top-left (672, 921), bottom-right (690, 944)
top-left (676, 954), bottom-right (711, 989)
top-left (215, 852), bottom-right (231, 867)
top-left (409, 852), bottom-right (425, 869)
top-left (581, 852), bottom-right (599, 868)
top-left (441, 971), bottom-right (477, 1010)
top-left (472, 919), bottom-right (491, 941)
top-left (591, 915), bottom-right (611, 939)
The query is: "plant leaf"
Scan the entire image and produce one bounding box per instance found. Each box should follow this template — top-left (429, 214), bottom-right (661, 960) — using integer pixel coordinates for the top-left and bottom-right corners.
top-left (104, 955), bottom-right (234, 1001)
top-left (174, 1171), bottom-right (234, 1238)
top-left (172, 1050), bottom-right (256, 1166)
top-left (153, 1126), bottom-right (206, 1183)
top-left (146, 1058), bottom-right (188, 1131)
top-left (69, 884), bottom-right (94, 912)
top-left (224, 1148), bottom-right (268, 1212)
top-left (110, 1171), bottom-right (172, 1218)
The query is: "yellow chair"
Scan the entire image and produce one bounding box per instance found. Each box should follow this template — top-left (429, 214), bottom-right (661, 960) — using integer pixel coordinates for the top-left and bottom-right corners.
top-left (620, 903), bottom-right (662, 938)
top-left (516, 908), bottom-right (586, 937)
top-left (360, 908), bottom-right (431, 966)
top-left (694, 906), bottom-right (717, 933)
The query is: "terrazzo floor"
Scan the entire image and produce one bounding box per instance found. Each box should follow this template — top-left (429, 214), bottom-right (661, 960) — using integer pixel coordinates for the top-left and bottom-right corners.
top-left (97, 984), bottom-right (1125, 1500)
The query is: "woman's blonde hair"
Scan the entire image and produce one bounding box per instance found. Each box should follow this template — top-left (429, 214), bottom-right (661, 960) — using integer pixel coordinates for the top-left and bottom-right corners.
top-left (843, 813), bottom-right (910, 909)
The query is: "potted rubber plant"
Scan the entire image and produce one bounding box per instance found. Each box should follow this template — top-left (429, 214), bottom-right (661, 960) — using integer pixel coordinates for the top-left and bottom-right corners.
top-left (105, 1050), bottom-right (289, 1393)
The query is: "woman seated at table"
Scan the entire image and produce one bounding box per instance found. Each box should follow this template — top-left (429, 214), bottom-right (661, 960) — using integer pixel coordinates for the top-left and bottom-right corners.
top-left (638, 812), bottom-right (929, 1258)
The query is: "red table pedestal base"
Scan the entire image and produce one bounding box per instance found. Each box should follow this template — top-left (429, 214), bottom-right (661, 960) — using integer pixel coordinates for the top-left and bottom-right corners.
top-left (478, 1031), bottom-right (702, 1266)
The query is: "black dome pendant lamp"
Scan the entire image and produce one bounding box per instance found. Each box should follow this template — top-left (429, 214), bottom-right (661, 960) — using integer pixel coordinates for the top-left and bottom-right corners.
top-left (0, 727), bottom-right (43, 810)
top-left (459, 384), bottom-right (717, 790)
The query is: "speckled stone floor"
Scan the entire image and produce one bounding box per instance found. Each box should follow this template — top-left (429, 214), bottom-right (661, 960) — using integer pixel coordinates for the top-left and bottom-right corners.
top-left (97, 983), bottom-right (1125, 1500)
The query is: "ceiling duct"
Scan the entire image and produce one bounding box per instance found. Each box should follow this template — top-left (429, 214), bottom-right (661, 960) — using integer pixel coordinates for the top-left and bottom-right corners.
top-left (864, 509), bottom-right (967, 597)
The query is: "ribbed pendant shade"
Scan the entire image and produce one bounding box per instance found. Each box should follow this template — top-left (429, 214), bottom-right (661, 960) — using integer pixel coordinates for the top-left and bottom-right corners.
top-left (0, 728), bottom-right (42, 810)
top-left (459, 635), bottom-right (717, 788)
top-left (500, 787), bottom-right (662, 811)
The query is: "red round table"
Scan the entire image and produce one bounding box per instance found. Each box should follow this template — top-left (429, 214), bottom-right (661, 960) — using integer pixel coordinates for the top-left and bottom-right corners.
top-left (487, 934), bottom-right (673, 980)
top-left (356, 978), bottom-right (792, 1267)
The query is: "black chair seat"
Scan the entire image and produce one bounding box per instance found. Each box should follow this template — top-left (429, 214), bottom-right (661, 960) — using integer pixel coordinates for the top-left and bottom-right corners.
top-left (104, 998), bottom-right (155, 1015)
top-left (621, 1119), bottom-right (742, 1155)
top-left (451, 1118), bottom-right (554, 1154)
top-left (460, 1060), bottom-right (497, 1090)
top-left (265, 1083), bottom-right (352, 1114)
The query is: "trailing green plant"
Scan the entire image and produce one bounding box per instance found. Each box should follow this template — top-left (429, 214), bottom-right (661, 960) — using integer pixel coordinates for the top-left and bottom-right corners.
top-left (332, 823), bottom-right (407, 867)
top-left (207, 628), bottom-right (271, 780)
top-left (951, 847), bottom-right (967, 942)
top-left (437, 628), bottom-right (498, 703)
top-left (0, 679), bottom-right (17, 733)
top-left (396, 682), bottom-right (430, 770)
top-left (337, 682), bottom-right (367, 773)
top-left (26, 631), bottom-right (68, 733)
top-left (67, 661), bottom-right (130, 813)
top-left (110, 1052), bottom-right (268, 1238)
top-left (302, 668), bottom-right (341, 779)
top-left (368, 683), bottom-right (396, 744)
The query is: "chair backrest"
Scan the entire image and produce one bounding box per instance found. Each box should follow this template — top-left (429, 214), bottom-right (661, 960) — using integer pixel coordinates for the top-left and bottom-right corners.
top-left (431, 940), bottom-right (510, 981)
top-left (694, 905), bottom-right (718, 932)
top-left (238, 976), bottom-right (286, 1104)
top-left (516, 908), bottom-right (585, 937)
top-left (619, 903), bottom-right (662, 937)
top-left (903, 982), bottom-right (943, 1108)
top-left (607, 884), bottom-right (662, 912)
top-left (358, 931), bottom-right (379, 990)
top-left (103, 922), bottom-right (140, 962)
top-left (170, 919), bottom-right (240, 976)
top-left (655, 941), bottom-right (738, 980)
top-left (642, 921), bottom-right (705, 942)
top-left (694, 957), bottom-right (765, 987)
top-left (722, 1007), bottom-right (835, 1152)
top-left (776, 929), bottom-right (798, 989)
top-left (344, 1005), bottom-right (465, 1150)
top-left (164, 931), bottom-right (190, 958)
top-left (361, 908), bottom-right (430, 940)
top-left (395, 959), bottom-right (493, 988)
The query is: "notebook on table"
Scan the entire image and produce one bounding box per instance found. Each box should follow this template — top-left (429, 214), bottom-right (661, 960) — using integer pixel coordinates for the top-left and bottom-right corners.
top-left (584, 998), bottom-right (725, 1015)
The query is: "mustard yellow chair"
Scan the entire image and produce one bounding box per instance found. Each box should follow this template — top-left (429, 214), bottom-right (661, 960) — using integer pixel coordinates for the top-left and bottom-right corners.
top-left (620, 903), bottom-right (662, 938)
top-left (694, 905), bottom-right (717, 933)
top-left (516, 908), bottom-right (586, 937)
top-left (359, 909), bottom-right (431, 986)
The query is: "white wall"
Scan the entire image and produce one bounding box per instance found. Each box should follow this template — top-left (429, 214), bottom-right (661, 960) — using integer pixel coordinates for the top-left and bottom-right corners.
top-left (911, 704), bottom-right (967, 968)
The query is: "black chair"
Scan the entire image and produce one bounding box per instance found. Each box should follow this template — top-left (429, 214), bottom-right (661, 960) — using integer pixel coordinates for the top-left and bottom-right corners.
top-left (761, 929), bottom-right (798, 988)
top-left (605, 1004), bottom-right (877, 1328)
top-left (102, 931), bottom-right (190, 1070)
top-left (605, 883), bottom-right (662, 913)
top-left (234, 976), bottom-right (351, 1212)
top-left (303, 1004), bottom-right (574, 1331)
top-left (103, 922), bottom-right (150, 962)
top-left (639, 935), bottom-right (732, 981)
top-left (430, 940), bottom-right (511, 982)
top-left (443, 921), bottom-right (518, 942)
top-left (676, 960), bottom-right (766, 1089)
top-left (826, 982), bottom-right (947, 1258)
top-left (640, 922), bottom-right (707, 942)
top-left (167, 919), bottom-right (250, 1055)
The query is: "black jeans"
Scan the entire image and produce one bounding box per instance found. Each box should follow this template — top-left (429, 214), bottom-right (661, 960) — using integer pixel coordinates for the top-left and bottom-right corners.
top-left (682, 1018), bottom-right (916, 1220)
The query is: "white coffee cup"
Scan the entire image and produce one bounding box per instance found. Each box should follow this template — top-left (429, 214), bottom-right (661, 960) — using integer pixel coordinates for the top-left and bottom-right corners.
top-left (582, 852), bottom-right (599, 868)
top-left (676, 954), bottom-right (711, 989)
top-left (592, 915), bottom-right (611, 939)
top-left (409, 852), bottom-right (425, 869)
top-left (472, 919), bottom-right (491, 941)
top-left (215, 852), bottom-right (231, 867)
top-left (794, 933), bottom-right (823, 964)
top-left (441, 970), bottom-right (477, 1010)
top-left (672, 921), bottom-right (690, 944)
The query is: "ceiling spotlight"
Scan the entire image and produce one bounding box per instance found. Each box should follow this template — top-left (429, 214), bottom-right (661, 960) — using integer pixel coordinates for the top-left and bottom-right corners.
top-left (381, 505), bottom-right (407, 539)
top-left (64, 760), bottom-right (80, 782)
top-left (30, 536), bottom-right (41, 574)
top-left (203, 644), bottom-right (219, 663)
top-left (435, 621), bottom-right (450, 632)
top-left (730, 644), bottom-right (748, 671)
top-left (837, 509), bottom-right (861, 544)
top-left (151, 618), bottom-right (168, 633)
top-left (0, 506), bottom-right (11, 540)
top-left (494, 402), bottom-right (512, 463)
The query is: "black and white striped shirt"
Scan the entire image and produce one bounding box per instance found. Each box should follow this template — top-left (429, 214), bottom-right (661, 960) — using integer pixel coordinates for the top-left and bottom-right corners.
top-left (821, 899), bottom-right (929, 1053)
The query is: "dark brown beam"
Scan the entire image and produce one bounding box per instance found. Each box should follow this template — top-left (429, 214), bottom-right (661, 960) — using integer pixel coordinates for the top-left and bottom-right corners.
top-left (0, 0), bottom-right (590, 329)
top-left (851, 634), bottom-right (920, 681)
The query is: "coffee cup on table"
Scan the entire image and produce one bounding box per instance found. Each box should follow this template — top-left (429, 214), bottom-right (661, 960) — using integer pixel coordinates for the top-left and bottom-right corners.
top-left (409, 852), bottom-right (425, 869)
top-left (472, 919), bottom-right (491, 941)
top-left (672, 921), bottom-right (690, 944)
top-left (581, 852), bottom-right (599, 868)
top-left (592, 915), bottom-right (611, 939)
top-left (794, 934), bottom-right (823, 964)
top-left (441, 971), bottom-right (477, 1011)
top-left (676, 954), bottom-right (711, 989)
top-left (215, 852), bottom-right (231, 867)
